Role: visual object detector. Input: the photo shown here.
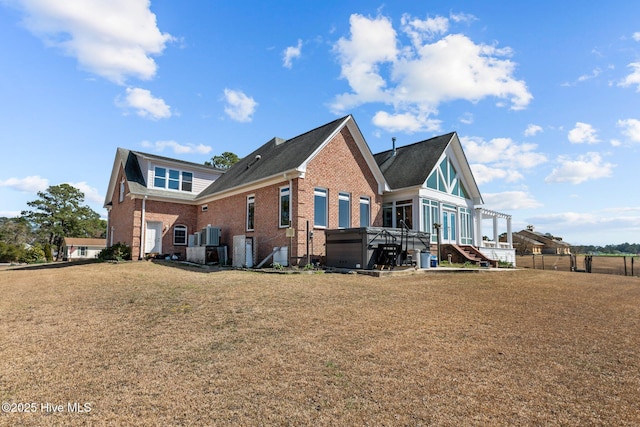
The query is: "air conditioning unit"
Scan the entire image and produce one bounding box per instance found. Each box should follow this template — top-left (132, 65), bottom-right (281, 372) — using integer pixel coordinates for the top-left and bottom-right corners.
top-left (189, 232), bottom-right (201, 247)
top-left (201, 226), bottom-right (222, 246)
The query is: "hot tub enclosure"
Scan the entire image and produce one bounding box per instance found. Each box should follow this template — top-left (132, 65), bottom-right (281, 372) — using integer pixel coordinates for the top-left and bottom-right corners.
top-left (325, 227), bottom-right (430, 270)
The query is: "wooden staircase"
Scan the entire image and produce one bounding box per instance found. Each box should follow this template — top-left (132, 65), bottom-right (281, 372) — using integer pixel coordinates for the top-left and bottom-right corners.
top-left (442, 244), bottom-right (497, 267)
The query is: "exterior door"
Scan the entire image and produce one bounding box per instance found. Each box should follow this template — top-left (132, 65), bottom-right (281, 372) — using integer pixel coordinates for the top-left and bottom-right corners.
top-left (145, 221), bottom-right (163, 254)
top-left (442, 210), bottom-right (457, 244)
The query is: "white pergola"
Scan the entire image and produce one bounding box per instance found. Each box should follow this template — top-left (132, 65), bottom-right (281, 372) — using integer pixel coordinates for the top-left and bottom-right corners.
top-left (474, 207), bottom-right (513, 249)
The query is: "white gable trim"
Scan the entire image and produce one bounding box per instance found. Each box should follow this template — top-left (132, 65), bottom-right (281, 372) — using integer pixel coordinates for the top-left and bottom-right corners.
top-left (298, 115), bottom-right (389, 194)
top-left (419, 134), bottom-right (483, 206)
top-left (103, 149), bottom-right (127, 208)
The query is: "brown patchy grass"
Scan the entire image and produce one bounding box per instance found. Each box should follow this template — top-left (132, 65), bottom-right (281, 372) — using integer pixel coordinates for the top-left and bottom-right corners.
top-left (1, 262), bottom-right (639, 426)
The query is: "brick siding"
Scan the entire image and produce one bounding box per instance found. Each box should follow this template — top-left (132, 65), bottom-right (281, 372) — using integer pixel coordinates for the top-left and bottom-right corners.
top-left (198, 127), bottom-right (382, 266)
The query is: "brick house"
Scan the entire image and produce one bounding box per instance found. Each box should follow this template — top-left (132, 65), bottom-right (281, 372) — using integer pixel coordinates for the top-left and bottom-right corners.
top-left (104, 115), bottom-right (515, 267)
top-left (104, 148), bottom-right (224, 260)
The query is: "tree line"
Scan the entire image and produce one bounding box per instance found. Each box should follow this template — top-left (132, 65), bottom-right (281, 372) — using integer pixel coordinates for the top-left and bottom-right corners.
top-left (0, 184), bottom-right (106, 263)
top-left (571, 243), bottom-right (640, 255)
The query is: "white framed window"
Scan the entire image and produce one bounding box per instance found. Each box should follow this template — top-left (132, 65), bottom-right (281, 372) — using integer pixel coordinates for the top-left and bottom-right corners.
top-left (78, 247), bottom-right (87, 256)
top-left (247, 195), bottom-right (255, 231)
top-left (338, 192), bottom-right (351, 228)
top-left (168, 169), bottom-right (180, 190)
top-left (174, 225), bottom-right (187, 245)
top-left (422, 199), bottom-right (440, 243)
top-left (119, 180), bottom-right (125, 203)
top-left (279, 186), bottom-right (290, 228)
top-left (154, 167), bottom-right (166, 188)
top-left (460, 207), bottom-right (473, 245)
top-left (359, 196), bottom-right (370, 227)
top-left (314, 188), bottom-right (328, 228)
top-left (153, 166), bottom-right (194, 193)
top-left (182, 172), bottom-right (193, 192)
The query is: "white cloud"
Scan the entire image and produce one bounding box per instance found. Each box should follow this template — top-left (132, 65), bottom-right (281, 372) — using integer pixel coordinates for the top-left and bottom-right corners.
top-left (524, 124), bottom-right (543, 137)
top-left (545, 152), bottom-right (615, 184)
top-left (9, 0), bottom-right (174, 84)
top-left (66, 181), bottom-right (103, 204)
top-left (529, 210), bottom-right (640, 231)
top-left (617, 118), bottom-right (640, 143)
top-left (223, 88), bottom-right (258, 122)
top-left (568, 122), bottom-right (599, 144)
top-left (562, 68), bottom-right (602, 86)
top-left (462, 136), bottom-right (547, 185)
top-left (331, 13), bottom-right (532, 133)
top-left (0, 210), bottom-right (22, 218)
top-left (449, 12), bottom-right (477, 24)
top-left (524, 210), bottom-right (640, 245)
top-left (482, 191), bottom-right (542, 210)
top-left (400, 14), bottom-right (449, 47)
top-left (118, 87), bottom-right (171, 120)
top-left (141, 140), bottom-right (212, 155)
top-left (578, 68), bottom-right (601, 82)
top-left (458, 112), bottom-right (474, 125)
top-left (461, 136), bottom-right (547, 169)
top-left (619, 62), bottom-right (640, 91)
top-left (470, 164), bottom-right (523, 185)
top-left (372, 111), bottom-right (441, 133)
top-left (283, 39), bottom-right (302, 69)
top-left (332, 14), bottom-right (398, 110)
top-left (633, 32), bottom-right (640, 42)
top-left (0, 175), bottom-right (49, 192)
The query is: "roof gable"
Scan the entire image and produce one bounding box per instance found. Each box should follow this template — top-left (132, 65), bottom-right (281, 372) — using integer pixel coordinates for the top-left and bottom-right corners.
top-left (374, 132), bottom-right (483, 204)
top-left (374, 133), bottom-right (453, 189)
top-left (63, 238), bottom-right (106, 247)
top-left (104, 148), bottom-right (224, 207)
top-left (197, 115), bottom-right (387, 199)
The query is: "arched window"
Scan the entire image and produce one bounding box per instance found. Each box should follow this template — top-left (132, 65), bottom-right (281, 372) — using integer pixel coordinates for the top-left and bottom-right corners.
top-left (173, 225), bottom-right (187, 245)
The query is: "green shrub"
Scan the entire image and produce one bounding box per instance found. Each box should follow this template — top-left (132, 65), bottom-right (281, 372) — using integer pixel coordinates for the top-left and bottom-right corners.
top-left (44, 243), bottom-right (53, 262)
top-left (0, 242), bottom-right (25, 263)
top-left (20, 245), bottom-right (46, 264)
top-left (98, 242), bottom-right (132, 261)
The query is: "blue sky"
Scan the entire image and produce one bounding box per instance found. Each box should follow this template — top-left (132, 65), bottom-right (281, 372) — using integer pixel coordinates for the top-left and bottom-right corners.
top-left (0, 0), bottom-right (639, 246)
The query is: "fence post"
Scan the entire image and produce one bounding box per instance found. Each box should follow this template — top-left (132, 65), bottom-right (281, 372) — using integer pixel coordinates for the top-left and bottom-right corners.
top-left (624, 256), bottom-right (627, 276)
top-left (542, 254), bottom-right (545, 270)
top-left (532, 254), bottom-right (535, 270)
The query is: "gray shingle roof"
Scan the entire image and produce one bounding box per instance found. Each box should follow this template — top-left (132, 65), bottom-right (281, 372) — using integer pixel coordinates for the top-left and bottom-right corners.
top-left (373, 132), bottom-right (454, 189)
top-left (198, 115), bottom-right (350, 197)
top-left (118, 148), bottom-right (223, 202)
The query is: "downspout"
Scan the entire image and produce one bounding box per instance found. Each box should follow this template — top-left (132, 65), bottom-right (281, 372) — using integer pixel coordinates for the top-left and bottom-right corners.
top-left (106, 208), bottom-right (111, 247)
top-left (288, 175), bottom-right (293, 265)
top-left (139, 196), bottom-right (147, 260)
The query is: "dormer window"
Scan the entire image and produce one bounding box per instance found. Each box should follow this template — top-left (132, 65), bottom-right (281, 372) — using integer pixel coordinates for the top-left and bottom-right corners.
top-left (153, 167), bottom-right (194, 192)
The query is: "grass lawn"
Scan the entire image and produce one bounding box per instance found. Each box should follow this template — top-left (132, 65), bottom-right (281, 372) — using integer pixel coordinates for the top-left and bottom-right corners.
top-left (1, 261), bottom-right (639, 426)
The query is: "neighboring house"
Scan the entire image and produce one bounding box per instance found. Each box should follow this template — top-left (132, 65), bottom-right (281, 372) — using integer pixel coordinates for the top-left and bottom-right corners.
top-left (104, 115), bottom-right (515, 267)
top-left (62, 238), bottom-right (106, 260)
top-left (512, 233), bottom-right (544, 255)
top-left (514, 226), bottom-right (571, 255)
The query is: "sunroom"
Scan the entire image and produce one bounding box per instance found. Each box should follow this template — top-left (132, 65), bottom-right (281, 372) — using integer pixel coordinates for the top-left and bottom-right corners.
top-left (375, 131), bottom-right (515, 265)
